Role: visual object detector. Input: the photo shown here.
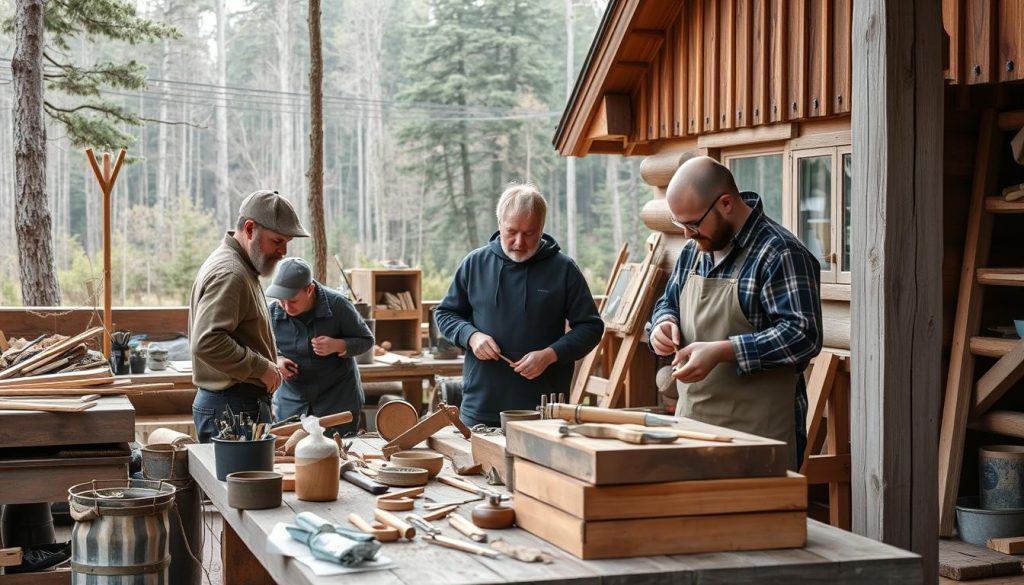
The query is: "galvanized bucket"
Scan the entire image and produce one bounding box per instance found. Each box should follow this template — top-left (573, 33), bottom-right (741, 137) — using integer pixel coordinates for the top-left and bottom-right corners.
top-left (141, 444), bottom-right (189, 481)
top-left (68, 479), bottom-right (176, 585)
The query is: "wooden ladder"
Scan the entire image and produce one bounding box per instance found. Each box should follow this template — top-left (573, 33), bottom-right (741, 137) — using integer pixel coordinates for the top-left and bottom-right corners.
top-left (938, 109), bottom-right (1024, 536)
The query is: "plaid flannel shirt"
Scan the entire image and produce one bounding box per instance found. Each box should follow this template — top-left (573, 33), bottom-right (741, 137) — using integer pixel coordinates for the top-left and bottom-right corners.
top-left (648, 192), bottom-right (823, 442)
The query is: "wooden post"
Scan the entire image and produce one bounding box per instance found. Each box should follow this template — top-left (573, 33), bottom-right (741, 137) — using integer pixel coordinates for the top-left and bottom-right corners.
top-left (85, 148), bottom-right (127, 359)
top-left (851, 0), bottom-right (941, 582)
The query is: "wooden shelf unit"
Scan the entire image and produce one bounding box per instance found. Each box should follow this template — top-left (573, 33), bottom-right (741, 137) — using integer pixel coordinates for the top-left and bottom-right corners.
top-left (350, 269), bottom-right (423, 354)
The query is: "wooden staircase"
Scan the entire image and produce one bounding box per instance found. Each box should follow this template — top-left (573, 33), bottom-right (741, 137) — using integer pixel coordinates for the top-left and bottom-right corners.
top-left (938, 109), bottom-right (1024, 536)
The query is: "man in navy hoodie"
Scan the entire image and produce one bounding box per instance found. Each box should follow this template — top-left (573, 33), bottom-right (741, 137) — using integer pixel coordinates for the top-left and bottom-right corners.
top-left (435, 183), bottom-right (604, 427)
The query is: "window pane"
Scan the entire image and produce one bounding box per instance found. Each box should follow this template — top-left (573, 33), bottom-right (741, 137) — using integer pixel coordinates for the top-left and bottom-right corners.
top-left (797, 155), bottom-right (832, 271)
top-left (842, 153), bottom-right (852, 273)
top-left (729, 155), bottom-right (783, 223)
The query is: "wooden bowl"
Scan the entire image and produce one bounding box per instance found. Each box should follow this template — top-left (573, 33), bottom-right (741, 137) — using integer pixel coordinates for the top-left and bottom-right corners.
top-left (375, 400), bottom-right (419, 440)
top-left (375, 466), bottom-right (430, 487)
top-left (389, 451), bottom-right (444, 478)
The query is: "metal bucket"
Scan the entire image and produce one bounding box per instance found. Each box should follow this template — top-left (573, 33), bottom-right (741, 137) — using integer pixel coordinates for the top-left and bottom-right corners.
top-left (956, 496), bottom-right (1024, 545)
top-left (141, 444), bottom-right (189, 481)
top-left (68, 479), bottom-right (176, 585)
top-left (980, 445), bottom-right (1024, 509)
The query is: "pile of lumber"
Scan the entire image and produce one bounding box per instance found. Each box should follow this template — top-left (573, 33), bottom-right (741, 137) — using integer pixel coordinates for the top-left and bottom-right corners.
top-left (505, 417), bottom-right (808, 559)
top-left (0, 327), bottom-right (108, 378)
top-left (0, 327), bottom-right (173, 400)
top-left (378, 291), bottom-right (416, 311)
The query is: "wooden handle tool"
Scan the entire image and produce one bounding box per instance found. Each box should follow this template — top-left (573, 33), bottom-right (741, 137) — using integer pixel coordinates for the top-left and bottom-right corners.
top-left (0, 400), bottom-right (96, 413)
top-left (559, 423), bottom-right (678, 444)
top-left (448, 513), bottom-right (487, 542)
top-left (420, 504), bottom-right (458, 521)
top-left (374, 508), bottom-right (416, 539)
top-left (347, 513), bottom-right (399, 542)
top-left (272, 411), bottom-right (353, 438)
top-left (544, 403), bottom-right (676, 427)
top-left (621, 423), bottom-right (733, 443)
top-left (438, 475), bottom-right (480, 494)
top-left (422, 534), bottom-right (500, 558)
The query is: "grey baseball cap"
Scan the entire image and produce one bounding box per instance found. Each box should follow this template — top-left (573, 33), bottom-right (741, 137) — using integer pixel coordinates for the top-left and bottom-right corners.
top-left (238, 190), bottom-right (310, 237)
top-left (266, 257), bottom-right (313, 299)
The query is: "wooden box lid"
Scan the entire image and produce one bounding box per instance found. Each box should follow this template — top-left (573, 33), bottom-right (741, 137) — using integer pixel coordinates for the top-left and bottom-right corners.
top-left (505, 418), bottom-right (788, 485)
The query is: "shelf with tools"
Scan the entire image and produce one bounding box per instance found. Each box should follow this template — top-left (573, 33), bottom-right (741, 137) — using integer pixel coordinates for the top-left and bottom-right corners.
top-left (349, 269), bottom-right (423, 354)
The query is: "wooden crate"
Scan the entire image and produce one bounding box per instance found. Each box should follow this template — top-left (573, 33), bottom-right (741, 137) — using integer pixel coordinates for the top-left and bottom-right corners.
top-left (0, 396), bottom-right (135, 449)
top-left (513, 458), bottom-right (806, 520)
top-left (505, 418), bottom-right (788, 484)
top-left (513, 491), bottom-right (807, 559)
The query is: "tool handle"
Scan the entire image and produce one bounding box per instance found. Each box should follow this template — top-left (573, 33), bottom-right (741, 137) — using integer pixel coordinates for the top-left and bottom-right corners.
top-left (438, 475), bottom-right (480, 494)
top-left (448, 514), bottom-right (487, 542)
top-left (564, 423), bottom-right (677, 444)
top-left (343, 471), bottom-right (389, 494)
top-left (420, 504), bottom-right (458, 521)
top-left (547, 403), bottom-right (648, 426)
top-left (622, 423), bottom-right (733, 443)
top-left (347, 513), bottom-right (377, 533)
top-left (440, 404), bottom-right (473, 438)
top-left (273, 411), bottom-right (353, 437)
top-left (424, 534), bottom-right (499, 558)
top-left (374, 508), bottom-right (416, 539)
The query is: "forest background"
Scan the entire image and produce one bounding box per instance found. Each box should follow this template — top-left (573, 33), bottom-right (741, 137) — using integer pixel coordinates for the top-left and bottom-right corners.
top-left (0, 0), bottom-right (652, 306)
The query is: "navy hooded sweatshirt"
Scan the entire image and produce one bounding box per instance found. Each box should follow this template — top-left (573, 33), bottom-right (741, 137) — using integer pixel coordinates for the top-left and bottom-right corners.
top-left (435, 232), bottom-right (604, 426)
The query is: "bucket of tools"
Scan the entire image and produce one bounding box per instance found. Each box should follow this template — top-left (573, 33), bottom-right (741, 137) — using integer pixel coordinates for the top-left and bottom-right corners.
top-left (68, 479), bottom-right (176, 585)
top-left (212, 435), bottom-right (277, 481)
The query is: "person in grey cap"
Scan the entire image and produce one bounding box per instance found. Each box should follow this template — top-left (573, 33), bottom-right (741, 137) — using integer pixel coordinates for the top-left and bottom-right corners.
top-left (266, 257), bottom-right (374, 436)
top-left (188, 190), bottom-right (310, 443)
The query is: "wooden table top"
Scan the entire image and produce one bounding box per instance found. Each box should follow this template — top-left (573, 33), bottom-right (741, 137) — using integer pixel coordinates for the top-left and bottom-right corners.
top-left (187, 436), bottom-right (921, 585)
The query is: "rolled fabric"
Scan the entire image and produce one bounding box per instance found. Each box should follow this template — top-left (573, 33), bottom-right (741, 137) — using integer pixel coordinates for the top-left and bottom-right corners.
top-left (285, 511), bottom-right (381, 567)
top-left (146, 428), bottom-right (196, 447)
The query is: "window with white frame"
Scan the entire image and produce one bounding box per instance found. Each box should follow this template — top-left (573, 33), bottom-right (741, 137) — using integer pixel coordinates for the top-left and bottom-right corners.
top-left (791, 146), bottom-right (852, 284)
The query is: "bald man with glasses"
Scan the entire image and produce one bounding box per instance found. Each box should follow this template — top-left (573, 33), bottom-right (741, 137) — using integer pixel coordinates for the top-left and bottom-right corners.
top-left (647, 156), bottom-right (823, 468)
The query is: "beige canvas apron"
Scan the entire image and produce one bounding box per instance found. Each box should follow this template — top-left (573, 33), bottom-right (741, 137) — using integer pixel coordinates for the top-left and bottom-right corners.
top-left (676, 244), bottom-right (797, 466)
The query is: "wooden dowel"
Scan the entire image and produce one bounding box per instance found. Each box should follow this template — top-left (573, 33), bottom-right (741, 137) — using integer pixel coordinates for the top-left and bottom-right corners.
top-left (448, 513), bottom-right (487, 542)
top-left (437, 475), bottom-right (480, 494)
top-left (422, 534), bottom-right (499, 558)
top-left (374, 508), bottom-right (416, 539)
top-left (0, 400), bottom-right (97, 413)
top-left (272, 411), bottom-right (353, 437)
top-left (420, 504), bottom-right (458, 522)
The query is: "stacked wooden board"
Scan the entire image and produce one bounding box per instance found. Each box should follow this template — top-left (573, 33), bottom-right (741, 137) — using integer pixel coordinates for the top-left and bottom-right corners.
top-left (505, 418), bottom-right (807, 559)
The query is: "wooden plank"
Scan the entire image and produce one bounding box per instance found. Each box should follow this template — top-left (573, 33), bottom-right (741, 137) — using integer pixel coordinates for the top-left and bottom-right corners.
top-left (971, 336), bottom-right (1018, 357)
top-left (965, 0), bottom-right (997, 83)
top-left (734, 0), bottom-right (753, 128)
top-left (977, 268), bottom-right (1024, 286)
top-left (0, 327), bottom-right (104, 380)
top-left (0, 367), bottom-right (114, 388)
top-left (0, 307), bottom-right (189, 340)
top-left (769, 0), bottom-right (787, 122)
top-left (938, 110), bottom-right (999, 537)
top-left (970, 410), bottom-right (1024, 439)
top-left (825, 370), bottom-right (852, 530)
top-left (719, 0), bottom-right (736, 130)
top-left (973, 340), bottom-right (1024, 416)
top-left (696, 123), bottom-right (794, 149)
top-left (939, 538), bottom-right (1023, 580)
top-left (803, 453), bottom-right (851, 485)
top-left (0, 395), bottom-right (134, 449)
top-left (833, 0), bottom-right (852, 113)
top-left (0, 568), bottom-right (70, 585)
top-left (0, 453), bottom-right (129, 504)
top-left (514, 458), bottom-right (806, 521)
top-left (852, 1), bottom-right (943, 578)
top-left (505, 419), bottom-right (788, 485)
top-left (702, 0), bottom-right (719, 132)
top-left (659, 24), bottom-right (674, 139)
top-left (786, 0), bottom-right (807, 120)
top-left (800, 351), bottom-right (840, 472)
top-left (985, 197), bottom-right (1024, 213)
top-left (943, 0), bottom-right (965, 82)
top-left (647, 56), bottom-right (659, 141)
top-left (806, 0), bottom-right (825, 117)
top-left (689, 0), bottom-right (705, 134)
top-left (514, 492), bottom-right (806, 560)
top-left (470, 433), bottom-right (507, 484)
top-left (673, 9), bottom-right (687, 136)
top-left (752, 0), bottom-right (770, 124)
top-left (988, 536), bottom-right (1024, 555)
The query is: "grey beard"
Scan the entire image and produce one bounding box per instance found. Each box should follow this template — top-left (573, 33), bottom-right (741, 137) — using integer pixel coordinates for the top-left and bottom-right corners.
top-left (248, 240), bottom-right (278, 276)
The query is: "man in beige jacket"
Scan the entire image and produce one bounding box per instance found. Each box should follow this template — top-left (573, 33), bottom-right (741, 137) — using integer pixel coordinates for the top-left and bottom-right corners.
top-left (189, 190), bottom-right (309, 443)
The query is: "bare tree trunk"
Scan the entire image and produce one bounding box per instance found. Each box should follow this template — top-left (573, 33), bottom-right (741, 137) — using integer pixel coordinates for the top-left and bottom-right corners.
top-left (607, 156), bottom-right (623, 246)
top-left (215, 0), bottom-right (230, 227)
top-left (564, 0), bottom-right (577, 257)
top-left (156, 35), bottom-right (171, 213)
top-left (275, 0), bottom-right (293, 198)
top-left (458, 136), bottom-right (478, 248)
top-left (357, 115), bottom-right (366, 256)
top-left (13, 0), bottom-right (60, 305)
top-left (306, 0), bottom-right (327, 281)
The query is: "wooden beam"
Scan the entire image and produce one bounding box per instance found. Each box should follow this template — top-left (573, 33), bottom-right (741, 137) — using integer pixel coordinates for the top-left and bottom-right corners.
top-left (696, 123), bottom-right (794, 148)
top-left (973, 340), bottom-right (1024, 416)
top-left (851, 0), bottom-right (942, 580)
top-left (587, 94), bottom-right (632, 140)
top-left (969, 410), bottom-right (1024, 439)
top-left (800, 351), bottom-right (840, 473)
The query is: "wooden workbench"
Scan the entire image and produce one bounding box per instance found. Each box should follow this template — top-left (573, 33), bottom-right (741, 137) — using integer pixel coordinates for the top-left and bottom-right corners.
top-left (127, 357), bottom-right (463, 415)
top-left (187, 437), bottom-right (922, 585)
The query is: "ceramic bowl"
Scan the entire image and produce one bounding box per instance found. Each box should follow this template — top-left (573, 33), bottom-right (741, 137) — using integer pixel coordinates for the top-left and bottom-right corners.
top-left (227, 471), bottom-right (283, 510)
top-left (388, 450), bottom-right (444, 478)
top-left (1015, 320), bottom-right (1024, 339)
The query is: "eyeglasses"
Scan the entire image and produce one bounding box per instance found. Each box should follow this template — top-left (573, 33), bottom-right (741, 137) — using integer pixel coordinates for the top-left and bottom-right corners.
top-left (670, 194), bottom-right (725, 232)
